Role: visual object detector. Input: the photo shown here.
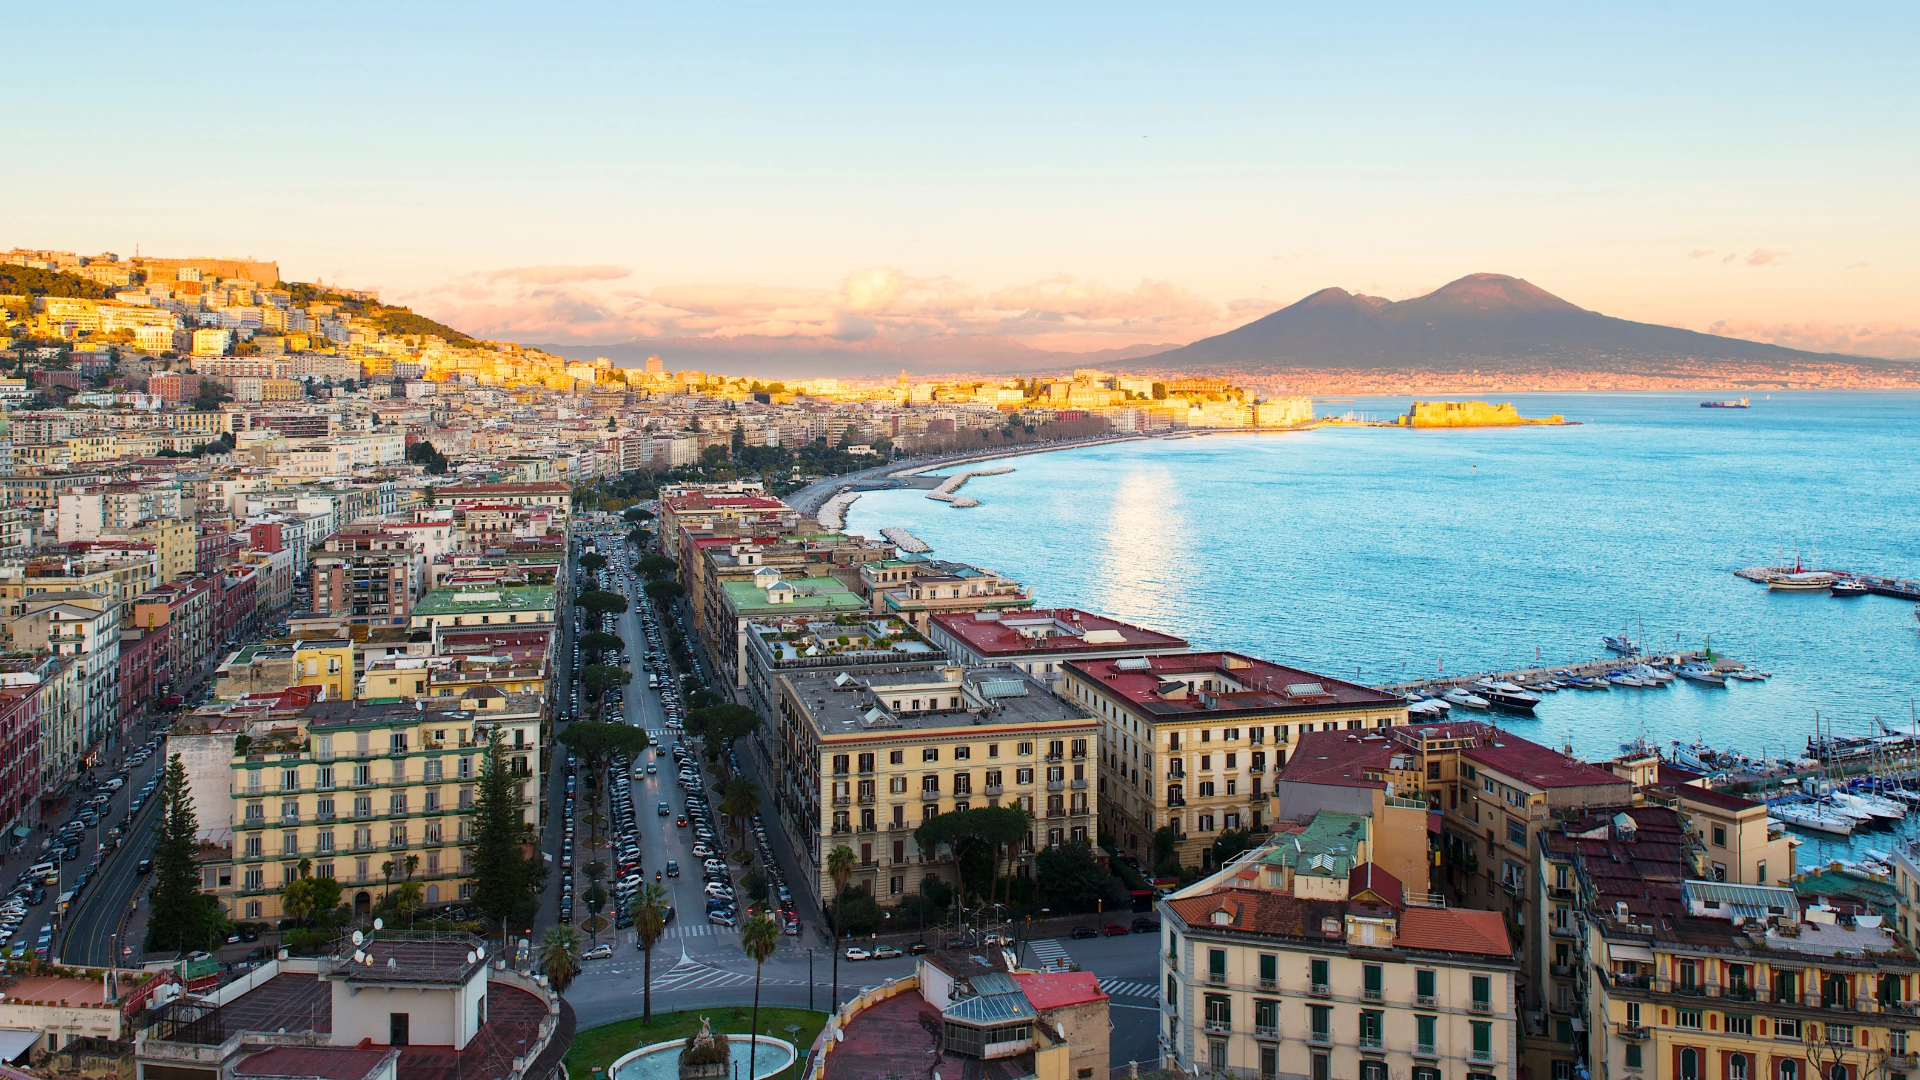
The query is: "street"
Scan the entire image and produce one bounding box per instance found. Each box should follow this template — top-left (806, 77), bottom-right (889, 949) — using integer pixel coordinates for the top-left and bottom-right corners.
top-left (550, 528), bottom-right (1165, 1070)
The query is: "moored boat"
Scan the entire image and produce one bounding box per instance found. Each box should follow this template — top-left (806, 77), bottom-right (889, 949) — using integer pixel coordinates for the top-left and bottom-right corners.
top-left (1831, 579), bottom-right (1870, 597)
top-left (1677, 664), bottom-right (1727, 686)
top-left (1443, 688), bottom-right (1490, 710)
top-left (1770, 802), bottom-right (1855, 836)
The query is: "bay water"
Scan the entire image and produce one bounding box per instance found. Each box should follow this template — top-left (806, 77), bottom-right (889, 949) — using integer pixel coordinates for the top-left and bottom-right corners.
top-left (845, 391), bottom-right (1920, 861)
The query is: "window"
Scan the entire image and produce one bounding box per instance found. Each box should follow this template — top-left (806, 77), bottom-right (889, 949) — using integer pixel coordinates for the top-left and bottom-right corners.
top-left (1471, 974), bottom-right (1491, 1010)
top-left (1363, 964), bottom-right (1383, 1000)
top-left (1417, 968), bottom-right (1436, 1002)
top-left (1726, 1015), bottom-right (1752, 1036)
top-left (1508, 818), bottom-right (1526, 847)
top-left (1018, 741), bottom-right (1033, 755)
top-left (1780, 1062), bottom-right (1799, 1080)
top-left (1680, 1048), bottom-right (1700, 1080)
top-left (1471, 1020), bottom-right (1492, 1061)
top-left (1713, 824), bottom-right (1727, 846)
top-left (1309, 1006), bottom-right (1330, 1040)
top-left (1731, 1056), bottom-right (1751, 1080)
top-left (833, 755), bottom-right (850, 775)
top-left (1359, 1009), bottom-right (1383, 1047)
top-left (1258, 953), bottom-right (1277, 988)
top-left (1416, 1014), bottom-right (1436, 1052)
top-left (955, 746), bottom-right (970, 760)
top-left (1204, 994), bottom-right (1231, 1030)
top-left (1254, 998), bottom-right (1278, 1034)
top-left (1312, 1055), bottom-right (1330, 1080)
top-left (1677, 1009), bottom-right (1703, 1030)
top-left (1624, 1045), bottom-right (1642, 1069)
top-left (1208, 949), bottom-right (1226, 984)
top-left (1311, 957), bottom-right (1329, 991)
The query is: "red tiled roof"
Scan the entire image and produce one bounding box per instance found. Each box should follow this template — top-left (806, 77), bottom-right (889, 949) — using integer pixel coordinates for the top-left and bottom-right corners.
top-left (930, 609), bottom-right (1188, 657)
top-left (237, 1047), bottom-right (391, 1080)
top-left (1279, 730), bottom-right (1401, 788)
top-left (1450, 727), bottom-right (1628, 791)
top-left (1067, 653), bottom-right (1402, 718)
top-left (1012, 970), bottom-right (1108, 1010)
top-left (1396, 907), bottom-right (1512, 957)
top-left (1347, 863), bottom-right (1405, 909)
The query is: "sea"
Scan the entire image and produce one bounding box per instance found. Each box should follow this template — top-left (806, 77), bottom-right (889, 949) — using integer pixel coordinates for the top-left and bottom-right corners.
top-left (843, 391), bottom-right (1920, 864)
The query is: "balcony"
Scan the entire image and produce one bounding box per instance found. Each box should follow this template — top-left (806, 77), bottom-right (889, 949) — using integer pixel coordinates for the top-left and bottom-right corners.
top-left (1071, 779), bottom-right (1088, 790)
top-left (1414, 1044), bottom-right (1438, 1060)
top-left (856, 793), bottom-right (876, 804)
top-left (830, 826), bottom-right (852, 835)
top-left (984, 785), bottom-right (1004, 796)
top-left (1886, 1055), bottom-right (1916, 1071)
top-left (1359, 1035), bottom-right (1384, 1051)
top-left (1258, 978), bottom-right (1278, 991)
top-left (1363, 988), bottom-right (1383, 1002)
top-left (1416, 995), bottom-right (1437, 1008)
top-left (1253, 1024), bottom-right (1280, 1040)
top-left (1248, 763), bottom-right (1265, 774)
top-left (1167, 770), bottom-right (1186, 781)
top-left (1615, 1024), bottom-right (1650, 1042)
top-left (1470, 1001), bottom-right (1492, 1014)
top-left (1047, 780), bottom-right (1064, 792)
top-left (920, 790), bottom-right (941, 801)
top-left (1204, 1018), bottom-right (1231, 1034)
top-left (1167, 797), bottom-right (1187, 808)
top-left (1309, 984), bottom-right (1330, 997)
top-left (887, 821), bottom-right (911, 831)
top-left (1045, 753), bottom-right (1063, 763)
top-left (1471, 1050), bottom-right (1494, 1064)
top-left (1308, 1031), bottom-right (1331, 1047)
top-left (1207, 972), bottom-right (1227, 986)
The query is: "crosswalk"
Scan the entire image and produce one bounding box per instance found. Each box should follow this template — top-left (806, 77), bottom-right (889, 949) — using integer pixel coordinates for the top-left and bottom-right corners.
top-left (638, 955), bottom-right (758, 993)
top-left (1098, 976), bottom-right (1160, 1000)
top-left (661, 921), bottom-right (737, 940)
top-left (1026, 938), bottom-right (1071, 969)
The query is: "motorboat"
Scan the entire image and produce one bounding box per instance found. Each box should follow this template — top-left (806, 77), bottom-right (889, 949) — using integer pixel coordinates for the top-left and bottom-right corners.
top-left (1608, 671), bottom-right (1648, 687)
top-left (1727, 669), bottom-right (1769, 681)
top-left (1407, 698), bottom-right (1451, 718)
top-left (1830, 579), bottom-right (1871, 598)
top-left (1442, 688), bottom-right (1490, 710)
top-left (1603, 634), bottom-right (1637, 655)
top-left (1830, 790), bottom-right (1906, 822)
top-left (1473, 679), bottom-right (1541, 714)
top-left (1676, 665), bottom-right (1727, 686)
top-left (1630, 664), bottom-right (1674, 684)
top-left (1769, 802), bottom-right (1855, 836)
top-left (1566, 676), bottom-right (1609, 690)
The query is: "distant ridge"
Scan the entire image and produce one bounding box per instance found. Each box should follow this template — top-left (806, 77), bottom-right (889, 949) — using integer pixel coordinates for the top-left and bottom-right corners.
top-left (1142, 273), bottom-right (1872, 372)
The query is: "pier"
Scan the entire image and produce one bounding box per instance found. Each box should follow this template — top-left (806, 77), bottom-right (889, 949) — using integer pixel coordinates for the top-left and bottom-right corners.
top-left (1736, 565), bottom-right (1920, 600)
top-left (1379, 649), bottom-right (1736, 697)
top-left (926, 465), bottom-right (1014, 508)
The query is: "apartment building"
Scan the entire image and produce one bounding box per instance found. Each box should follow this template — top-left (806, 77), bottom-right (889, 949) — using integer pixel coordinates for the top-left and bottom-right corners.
top-left (1557, 807), bottom-right (1920, 1080)
top-left (687, 532), bottom-right (889, 651)
top-left (714, 570), bottom-right (868, 690)
top-left (657, 490), bottom-right (796, 558)
top-left (8, 589), bottom-right (120, 753)
top-left (927, 608), bottom-right (1189, 691)
top-left (737, 613), bottom-right (934, 744)
top-left (214, 696), bottom-right (543, 920)
top-left (769, 662), bottom-right (1096, 909)
top-left (858, 558), bottom-right (1032, 632)
top-left (407, 585), bottom-right (556, 633)
top-left (0, 683), bottom-right (41, 836)
top-left (310, 529), bottom-right (423, 628)
top-left (1063, 652), bottom-right (1408, 871)
top-left (427, 481), bottom-right (573, 515)
top-left (214, 638), bottom-right (357, 702)
top-left (1161, 825), bottom-right (1519, 1080)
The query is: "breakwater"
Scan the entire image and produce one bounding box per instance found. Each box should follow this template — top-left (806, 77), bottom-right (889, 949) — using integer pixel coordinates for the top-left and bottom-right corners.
top-left (816, 490), bottom-right (859, 530)
top-left (925, 466), bottom-right (1014, 508)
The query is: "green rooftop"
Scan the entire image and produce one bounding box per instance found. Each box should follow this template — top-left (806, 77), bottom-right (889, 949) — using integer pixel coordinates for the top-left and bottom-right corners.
top-left (721, 574), bottom-right (866, 618)
top-left (412, 585), bottom-right (557, 617)
top-left (1257, 810), bottom-right (1370, 878)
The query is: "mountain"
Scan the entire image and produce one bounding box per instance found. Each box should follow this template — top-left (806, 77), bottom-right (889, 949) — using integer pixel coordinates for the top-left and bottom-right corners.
top-left (1141, 273), bottom-right (1859, 371)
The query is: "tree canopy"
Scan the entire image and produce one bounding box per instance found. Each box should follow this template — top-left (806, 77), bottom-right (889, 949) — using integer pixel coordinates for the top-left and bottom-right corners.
top-left (578, 552), bottom-right (607, 573)
top-left (637, 555), bottom-right (676, 579)
top-left (1034, 839), bottom-right (1113, 912)
top-left (578, 590), bottom-right (628, 617)
top-left (577, 630), bottom-right (623, 660)
top-left (642, 579), bottom-right (683, 604)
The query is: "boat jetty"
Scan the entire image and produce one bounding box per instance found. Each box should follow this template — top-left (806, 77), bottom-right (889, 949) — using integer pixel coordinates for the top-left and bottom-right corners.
top-left (1736, 564), bottom-right (1920, 601)
top-left (925, 465), bottom-right (1014, 508)
top-left (1380, 644), bottom-right (1761, 719)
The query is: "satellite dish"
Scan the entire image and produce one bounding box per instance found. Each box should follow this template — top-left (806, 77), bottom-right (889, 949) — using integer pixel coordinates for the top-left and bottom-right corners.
top-left (388, 957), bottom-right (398, 969)
top-left (352, 951), bottom-right (365, 964)
top-left (373, 918), bottom-right (384, 930)
top-left (467, 951), bottom-right (478, 964)
top-left (352, 931), bottom-right (364, 946)
top-left (834, 1030), bottom-right (844, 1043)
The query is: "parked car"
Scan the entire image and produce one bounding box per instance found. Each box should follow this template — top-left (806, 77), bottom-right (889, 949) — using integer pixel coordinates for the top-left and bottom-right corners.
top-left (1070, 926), bottom-right (1099, 939)
top-left (843, 947), bottom-right (872, 962)
top-left (872, 945), bottom-right (903, 959)
top-left (1103, 923), bottom-right (1130, 937)
top-left (1131, 917), bottom-right (1160, 933)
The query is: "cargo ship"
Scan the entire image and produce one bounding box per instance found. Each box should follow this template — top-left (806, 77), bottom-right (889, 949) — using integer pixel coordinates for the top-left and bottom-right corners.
top-left (1701, 398), bottom-right (1750, 408)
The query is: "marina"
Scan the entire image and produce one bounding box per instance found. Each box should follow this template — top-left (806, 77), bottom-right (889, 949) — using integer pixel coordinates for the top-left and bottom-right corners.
top-left (1735, 564), bottom-right (1920, 601)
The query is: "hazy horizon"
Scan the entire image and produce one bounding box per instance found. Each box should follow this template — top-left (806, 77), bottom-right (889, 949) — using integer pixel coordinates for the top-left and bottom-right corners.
top-left (9, 4), bottom-right (1918, 366)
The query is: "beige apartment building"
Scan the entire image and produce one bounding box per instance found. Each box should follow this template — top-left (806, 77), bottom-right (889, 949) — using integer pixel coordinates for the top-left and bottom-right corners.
top-left (769, 662), bottom-right (1097, 910)
top-left (858, 558), bottom-right (1032, 632)
top-left (1062, 652), bottom-right (1408, 871)
top-left (209, 696), bottom-right (544, 921)
top-left (1161, 826), bottom-right (1519, 1080)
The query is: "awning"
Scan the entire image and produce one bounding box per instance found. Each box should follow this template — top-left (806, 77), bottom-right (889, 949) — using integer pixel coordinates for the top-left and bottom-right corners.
top-left (9, 826), bottom-right (26, 839)
top-left (0, 1029), bottom-right (41, 1063)
top-left (1609, 943), bottom-right (1656, 963)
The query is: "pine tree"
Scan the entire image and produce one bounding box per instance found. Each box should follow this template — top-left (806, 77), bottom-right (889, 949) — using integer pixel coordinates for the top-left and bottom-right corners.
top-left (465, 727), bottom-right (529, 927)
top-left (149, 753), bottom-right (206, 951)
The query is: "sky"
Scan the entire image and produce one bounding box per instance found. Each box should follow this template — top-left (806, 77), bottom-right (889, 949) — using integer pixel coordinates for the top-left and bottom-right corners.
top-left (8, 3), bottom-right (1919, 364)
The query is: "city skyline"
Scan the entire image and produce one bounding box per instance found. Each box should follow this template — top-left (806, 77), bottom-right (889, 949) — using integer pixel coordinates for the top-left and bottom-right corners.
top-left (8, 4), bottom-right (1918, 363)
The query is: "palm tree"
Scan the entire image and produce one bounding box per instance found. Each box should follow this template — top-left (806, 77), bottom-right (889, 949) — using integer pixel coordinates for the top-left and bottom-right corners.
top-left (826, 843), bottom-right (856, 1014)
top-left (720, 778), bottom-right (760, 858)
top-left (537, 924), bottom-right (583, 994)
top-left (632, 883), bottom-right (671, 1024)
top-left (741, 910), bottom-right (780, 1080)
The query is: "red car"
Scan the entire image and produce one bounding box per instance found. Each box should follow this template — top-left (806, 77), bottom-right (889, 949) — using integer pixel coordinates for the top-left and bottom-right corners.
top-left (1103, 923), bottom-right (1130, 937)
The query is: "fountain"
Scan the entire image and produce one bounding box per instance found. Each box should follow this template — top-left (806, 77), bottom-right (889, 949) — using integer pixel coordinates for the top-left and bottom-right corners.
top-left (610, 1018), bottom-right (797, 1080)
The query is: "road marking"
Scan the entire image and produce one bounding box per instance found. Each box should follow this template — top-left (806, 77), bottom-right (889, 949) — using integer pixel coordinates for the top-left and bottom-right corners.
top-left (1097, 976), bottom-right (1160, 1000)
top-left (1025, 938), bottom-right (1070, 968)
top-left (639, 955), bottom-right (756, 994)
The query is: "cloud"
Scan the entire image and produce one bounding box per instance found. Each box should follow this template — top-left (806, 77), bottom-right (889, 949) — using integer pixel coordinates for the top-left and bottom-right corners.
top-left (1721, 253), bottom-right (1736, 264)
top-left (1688, 249), bottom-right (1714, 259)
top-left (1707, 319), bottom-right (1920, 359)
top-left (1744, 249), bottom-right (1786, 267)
top-left (485, 264), bottom-right (632, 286)
top-left (405, 265), bottom-right (1231, 349)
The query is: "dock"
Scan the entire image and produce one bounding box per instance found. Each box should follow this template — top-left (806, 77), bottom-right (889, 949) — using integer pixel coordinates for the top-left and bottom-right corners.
top-left (1379, 649), bottom-right (1736, 697)
top-left (1736, 566), bottom-right (1920, 600)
